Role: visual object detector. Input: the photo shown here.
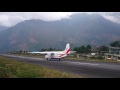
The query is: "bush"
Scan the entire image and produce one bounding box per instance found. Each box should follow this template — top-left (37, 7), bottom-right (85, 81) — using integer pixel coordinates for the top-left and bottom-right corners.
top-left (90, 56), bottom-right (96, 59)
top-left (97, 56), bottom-right (104, 59)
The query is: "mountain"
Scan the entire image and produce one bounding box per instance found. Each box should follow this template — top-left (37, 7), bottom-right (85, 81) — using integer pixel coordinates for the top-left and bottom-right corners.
top-left (0, 13), bottom-right (120, 52)
top-left (0, 25), bottom-right (8, 32)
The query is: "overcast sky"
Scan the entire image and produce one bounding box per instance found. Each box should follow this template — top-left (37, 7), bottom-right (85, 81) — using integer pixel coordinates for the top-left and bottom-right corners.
top-left (0, 12), bottom-right (120, 27)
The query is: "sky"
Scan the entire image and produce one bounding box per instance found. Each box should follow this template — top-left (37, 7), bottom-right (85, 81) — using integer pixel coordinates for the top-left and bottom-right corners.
top-left (0, 12), bottom-right (120, 27)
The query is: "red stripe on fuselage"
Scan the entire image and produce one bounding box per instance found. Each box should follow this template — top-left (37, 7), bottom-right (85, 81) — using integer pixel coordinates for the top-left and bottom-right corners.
top-left (58, 49), bottom-right (70, 58)
top-left (66, 49), bottom-right (70, 54)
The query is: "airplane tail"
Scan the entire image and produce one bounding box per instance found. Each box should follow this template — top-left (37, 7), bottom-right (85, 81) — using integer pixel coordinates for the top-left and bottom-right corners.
top-left (64, 43), bottom-right (70, 54)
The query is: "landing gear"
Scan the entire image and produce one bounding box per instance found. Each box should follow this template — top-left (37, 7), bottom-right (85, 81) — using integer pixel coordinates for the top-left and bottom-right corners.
top-left (46, 58), bottom-right (61, 61)
top-left (47, 58), bottom-right (51, 61)
top-left (58, 58), bottom-right (60, 61)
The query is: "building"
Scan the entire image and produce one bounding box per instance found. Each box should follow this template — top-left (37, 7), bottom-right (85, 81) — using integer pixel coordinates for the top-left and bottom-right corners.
top-left (104, 47), bottom-right (120, 60)
top-left (90, 48), bottom-right (100, 55)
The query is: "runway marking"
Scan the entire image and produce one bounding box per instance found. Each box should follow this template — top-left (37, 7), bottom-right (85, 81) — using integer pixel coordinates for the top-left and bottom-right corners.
top-left (65, 61), bottom-right (99, 66)
top-left (1, 54), bottom-right (99, 65)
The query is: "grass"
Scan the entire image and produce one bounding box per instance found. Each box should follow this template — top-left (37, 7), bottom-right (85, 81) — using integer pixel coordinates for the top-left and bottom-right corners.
top-left (0, 56), bottom-right (83, 78)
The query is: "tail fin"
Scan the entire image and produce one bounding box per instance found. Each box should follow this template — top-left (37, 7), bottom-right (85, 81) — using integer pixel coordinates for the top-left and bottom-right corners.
top-left (64, 43), bottom-right (70, 54)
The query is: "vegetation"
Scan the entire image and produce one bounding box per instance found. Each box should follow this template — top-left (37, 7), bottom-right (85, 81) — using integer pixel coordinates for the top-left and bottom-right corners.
top-left (97, 45), bottom-right (109, 51)
top-left (73, 40), bottom-right (120, 53)
top-left (110, 40), bottom-right (120, 47)
top-left (41, 48), bottom-right (56, 51)
top-left (0, 56), bottom-right (82, 78)
top-left (73, 45), bottom-right (91, 53)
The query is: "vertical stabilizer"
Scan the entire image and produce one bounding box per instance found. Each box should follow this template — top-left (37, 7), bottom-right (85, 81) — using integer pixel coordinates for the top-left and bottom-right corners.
top-left (64, 43), bottom-right (70, 54)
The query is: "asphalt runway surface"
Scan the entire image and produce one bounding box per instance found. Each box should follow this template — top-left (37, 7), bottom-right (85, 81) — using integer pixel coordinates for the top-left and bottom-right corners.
top-left (1, 54), bottom-right (120, 78)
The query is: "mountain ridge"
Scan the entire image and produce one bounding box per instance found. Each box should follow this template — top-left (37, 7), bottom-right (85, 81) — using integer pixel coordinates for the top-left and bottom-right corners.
top-left (0, 13), bottom-right (120, 52)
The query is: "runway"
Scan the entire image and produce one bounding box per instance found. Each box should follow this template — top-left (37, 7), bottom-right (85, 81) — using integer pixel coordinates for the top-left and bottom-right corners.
top-left (1, 54), bottom-right (120, 78)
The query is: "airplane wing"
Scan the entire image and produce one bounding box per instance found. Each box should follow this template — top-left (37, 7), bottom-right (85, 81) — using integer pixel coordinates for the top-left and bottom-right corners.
top-left (28, 51), bottom-right (64, 54)
top-left (29, 51), bottom-right (76, 54)
top-left (28, 51), bottom-right (49, 54)
top-left (28, 43), bottom-right (76, 55)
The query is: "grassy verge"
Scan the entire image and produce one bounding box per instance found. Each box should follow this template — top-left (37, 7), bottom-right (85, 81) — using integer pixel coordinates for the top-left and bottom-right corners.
top-left (0, 56), bottom-right (83, 78)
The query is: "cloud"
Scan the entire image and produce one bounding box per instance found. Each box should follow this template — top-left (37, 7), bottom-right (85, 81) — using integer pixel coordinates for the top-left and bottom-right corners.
top-left (101, 12), bottom-right (120, 24)
top-left (0, 12), bottom-right (74, 27)
top-left (0, 12), bottom-right (120, 27)
top-left (0, 13), bottom-right (24, 27)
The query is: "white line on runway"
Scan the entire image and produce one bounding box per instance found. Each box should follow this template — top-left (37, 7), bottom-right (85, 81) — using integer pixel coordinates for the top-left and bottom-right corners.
top-left (64, 61), bottom-right (99, 66)
top-left (1, 54), bottom-right (100, 65)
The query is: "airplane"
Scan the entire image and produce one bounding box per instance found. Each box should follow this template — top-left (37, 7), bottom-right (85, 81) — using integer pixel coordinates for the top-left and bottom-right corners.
top-left (28, 43), bottom-right (76, 61)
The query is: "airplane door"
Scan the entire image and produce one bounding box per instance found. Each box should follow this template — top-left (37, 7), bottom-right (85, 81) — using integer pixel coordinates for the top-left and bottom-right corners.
top-left (51, 53), bottom-right (54, 58)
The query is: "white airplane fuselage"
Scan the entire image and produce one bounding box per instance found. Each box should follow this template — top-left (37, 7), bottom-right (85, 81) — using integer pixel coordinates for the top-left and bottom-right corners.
top-left (29, 43), bottom-right (75, 60)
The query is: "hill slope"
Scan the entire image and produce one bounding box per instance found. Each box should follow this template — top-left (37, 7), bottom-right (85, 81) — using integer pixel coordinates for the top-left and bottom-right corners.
top-left (0, 13), bottom-right (120, 52)
top-left (0, 25), bottom-right (8, 32)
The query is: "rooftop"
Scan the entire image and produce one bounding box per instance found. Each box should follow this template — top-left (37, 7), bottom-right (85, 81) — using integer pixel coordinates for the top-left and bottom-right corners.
top-left (109, 47), bottom-right (120, 50)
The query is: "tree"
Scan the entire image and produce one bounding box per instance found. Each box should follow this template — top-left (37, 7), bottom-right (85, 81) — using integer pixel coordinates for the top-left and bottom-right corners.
top-left (19, 50), bottom-right (22, 54)
top-left (110, 40), bottom-right (120, 47)
top-left (24, 51), bottom-right (26, 54)
top-left (97, 45), bottom-right (109, 51)
top-left (74, 45), bottom-right (91, 53)
top-left (85, 45), bottom-right (91, 53)
top-left (41, 49), bottom-right (44, 51)
top-left (78, 45), bottom-right (85, 53)
top-left (49, 47), bottom-right (53, 51)
top-left (73, 47), bottom-right (78, 51)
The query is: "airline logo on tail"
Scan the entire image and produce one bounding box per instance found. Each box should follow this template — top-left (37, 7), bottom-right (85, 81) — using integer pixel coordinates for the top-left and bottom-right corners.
top-left (59, 43), bottom-right (70, 58)
top-left (65, 43), bottom-right (70, 54)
